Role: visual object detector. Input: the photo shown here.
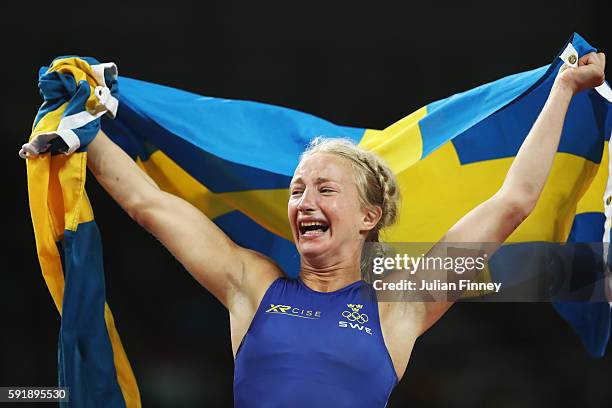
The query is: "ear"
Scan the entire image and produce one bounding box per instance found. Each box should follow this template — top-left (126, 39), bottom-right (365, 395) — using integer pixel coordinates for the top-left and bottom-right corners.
top-left (361, 205), bottom-right (382, 232)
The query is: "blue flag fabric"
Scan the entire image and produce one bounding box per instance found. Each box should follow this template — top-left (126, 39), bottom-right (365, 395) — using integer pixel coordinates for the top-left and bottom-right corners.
top-left (102, 32), bottom-right (611, 356)
top-left (25, 33), bottom-right (611, 405)
top-left (25, 57), bottom-right (140, 407)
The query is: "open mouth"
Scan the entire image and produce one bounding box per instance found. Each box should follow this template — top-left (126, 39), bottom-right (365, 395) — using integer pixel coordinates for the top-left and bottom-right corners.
top-left (298, 221), bottom-right (330, 236)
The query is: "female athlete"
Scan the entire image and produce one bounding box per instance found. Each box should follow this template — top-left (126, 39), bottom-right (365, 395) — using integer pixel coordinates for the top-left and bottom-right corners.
top-left (84, 52), bottom-right (605, 407)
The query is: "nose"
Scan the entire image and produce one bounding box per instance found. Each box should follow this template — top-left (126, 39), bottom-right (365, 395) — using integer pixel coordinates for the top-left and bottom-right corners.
top-left (296, 187), bottom-right (316, 213)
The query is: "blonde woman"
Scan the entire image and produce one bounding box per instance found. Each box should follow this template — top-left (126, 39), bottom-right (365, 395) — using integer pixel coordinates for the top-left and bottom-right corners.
top-left (83, 52), bottom-right (605, 406)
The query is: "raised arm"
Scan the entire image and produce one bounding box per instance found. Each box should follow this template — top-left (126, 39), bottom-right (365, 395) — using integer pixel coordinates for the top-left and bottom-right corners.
top-left (86, 130), bottom-right (283, 309)
top-left (379, 53), bottom-right (606, 348)
top-left (413, 52), bottom-right (607, 333)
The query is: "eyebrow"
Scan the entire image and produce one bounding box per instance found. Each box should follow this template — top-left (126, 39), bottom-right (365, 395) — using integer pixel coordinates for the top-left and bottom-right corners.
top-left (290, 177), bottom-right (336, 187)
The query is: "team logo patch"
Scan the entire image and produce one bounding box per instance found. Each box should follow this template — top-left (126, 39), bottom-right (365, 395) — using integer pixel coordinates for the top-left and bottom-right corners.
top-left (342, 304), bottom-right (369, 324)
top-left (338, 304), bottom-right (373, 335)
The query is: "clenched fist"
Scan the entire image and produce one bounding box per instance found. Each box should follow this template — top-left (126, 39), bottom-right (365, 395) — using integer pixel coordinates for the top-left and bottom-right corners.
top-left (555, 51), bottom-right (606, 95)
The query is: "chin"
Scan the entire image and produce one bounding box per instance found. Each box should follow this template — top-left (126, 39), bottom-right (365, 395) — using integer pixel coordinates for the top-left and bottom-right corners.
top-left (297, 239), bottom-right (332, 261)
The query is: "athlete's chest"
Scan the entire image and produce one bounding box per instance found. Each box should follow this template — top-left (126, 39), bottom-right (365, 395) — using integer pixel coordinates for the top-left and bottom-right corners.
top-left (265, 299), bottom-right (375, 331)
top-left (234, 280), bottom-right (398, 393)
top-left (247, 294), bottom-right (383, 360)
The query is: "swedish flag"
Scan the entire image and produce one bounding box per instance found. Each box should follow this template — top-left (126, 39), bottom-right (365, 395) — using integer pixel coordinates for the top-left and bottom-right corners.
top-left (24, 32), bottom-right (611, 405)
top-left (24, 57), bottom-right (140, 407)
top-left (101, 32), bottom-right (610, 355)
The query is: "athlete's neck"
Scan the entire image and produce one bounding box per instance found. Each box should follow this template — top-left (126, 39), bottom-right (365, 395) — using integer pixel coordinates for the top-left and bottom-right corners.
top-left (299, 263), bottom-right (362, 292)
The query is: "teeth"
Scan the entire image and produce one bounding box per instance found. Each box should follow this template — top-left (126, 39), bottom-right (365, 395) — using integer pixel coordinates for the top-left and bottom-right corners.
top-left (300, 221), bottom-right (326, 227)
top-left (298, 220), bottom-right (329, 236)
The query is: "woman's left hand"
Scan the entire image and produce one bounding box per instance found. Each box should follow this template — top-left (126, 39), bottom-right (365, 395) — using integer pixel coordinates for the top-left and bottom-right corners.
top-left (555, 51), bottom-right (606, 95)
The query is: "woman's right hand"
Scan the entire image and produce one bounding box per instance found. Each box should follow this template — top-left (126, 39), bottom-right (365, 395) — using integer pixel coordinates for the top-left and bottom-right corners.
top-left (555, 51), bottom-right (606, 95)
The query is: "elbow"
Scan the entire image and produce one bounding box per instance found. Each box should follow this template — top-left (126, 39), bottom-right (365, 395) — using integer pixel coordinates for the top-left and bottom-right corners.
top-left (509, 200), bottom-right (532, 227)
top-left (127, 193), bottom-right (158, 230)
top-left (499, 182), bottom-right (541, 220)
top-left (502, 194), bottom-right (536, 227)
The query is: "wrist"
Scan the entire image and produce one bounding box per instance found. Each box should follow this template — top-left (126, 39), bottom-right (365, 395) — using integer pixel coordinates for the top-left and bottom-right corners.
top-left (552, 76), bottom-right (576, 97)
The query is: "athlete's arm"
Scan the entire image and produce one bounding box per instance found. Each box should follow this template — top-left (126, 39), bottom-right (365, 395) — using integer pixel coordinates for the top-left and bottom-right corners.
top-left (380, 52), bottom-right (606, 343)
top-left (413, 52), bottom-right (606, 334)
top-left (86, 130), bottom-right (283, 310)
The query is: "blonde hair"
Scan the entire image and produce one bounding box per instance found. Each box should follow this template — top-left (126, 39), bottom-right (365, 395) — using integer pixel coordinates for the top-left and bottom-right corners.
top-left (300, 137), bottom-right (401, 242)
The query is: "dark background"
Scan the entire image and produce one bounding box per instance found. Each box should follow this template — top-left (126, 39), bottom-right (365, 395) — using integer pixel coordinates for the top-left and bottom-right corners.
top-left (2, 1), bottom-right (611, 407)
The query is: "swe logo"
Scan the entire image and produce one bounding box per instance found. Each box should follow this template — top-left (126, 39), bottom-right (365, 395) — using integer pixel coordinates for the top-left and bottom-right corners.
top-left (338, 304), bottom-right (373, 335)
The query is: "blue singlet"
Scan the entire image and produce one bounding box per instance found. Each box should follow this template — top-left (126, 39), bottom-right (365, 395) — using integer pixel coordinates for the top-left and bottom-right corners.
top-left (234, 277), bottom-right (398, 407)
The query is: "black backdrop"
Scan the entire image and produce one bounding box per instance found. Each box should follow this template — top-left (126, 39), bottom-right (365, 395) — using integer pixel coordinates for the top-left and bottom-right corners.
top-left (1, 1), bottom-right (611, 407)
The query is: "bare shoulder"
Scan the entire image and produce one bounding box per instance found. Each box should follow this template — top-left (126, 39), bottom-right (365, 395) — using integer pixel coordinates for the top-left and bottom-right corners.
top-left (229, 247), bottom-right (285, 314)
top-left (228, 248), bottom-right (285, 356)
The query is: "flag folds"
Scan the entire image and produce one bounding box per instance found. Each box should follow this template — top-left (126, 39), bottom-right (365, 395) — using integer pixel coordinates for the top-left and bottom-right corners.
top-left (25, 33), bottom-right (611, 405)
top-left (25, 57), bottom-right (140, 407)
